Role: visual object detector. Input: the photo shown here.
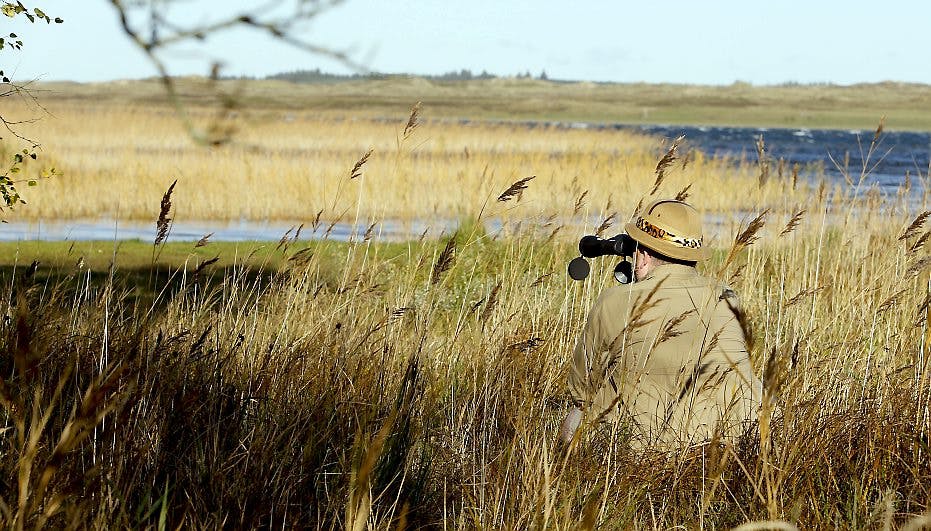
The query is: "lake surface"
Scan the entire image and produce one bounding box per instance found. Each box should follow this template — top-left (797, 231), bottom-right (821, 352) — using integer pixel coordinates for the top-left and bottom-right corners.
top-left (629, 124), bottom-right (931, 189)
top-left (3, 123), bottom-right (929, 242)
top-left (0, 218), bottom-right (461, 243)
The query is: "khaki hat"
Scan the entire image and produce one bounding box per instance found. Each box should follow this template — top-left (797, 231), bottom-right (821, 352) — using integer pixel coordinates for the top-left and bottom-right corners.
top-left (625, 199), bottom-right (710, 261)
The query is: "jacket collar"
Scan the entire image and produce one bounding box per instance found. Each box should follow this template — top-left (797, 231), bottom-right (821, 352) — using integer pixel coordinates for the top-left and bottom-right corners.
top-left (640, 263), bottom-right (699, 282)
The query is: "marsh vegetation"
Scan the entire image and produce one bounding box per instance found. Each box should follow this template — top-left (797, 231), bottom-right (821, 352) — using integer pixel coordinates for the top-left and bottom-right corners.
top-left (0, 81), bottom-right (929, 528)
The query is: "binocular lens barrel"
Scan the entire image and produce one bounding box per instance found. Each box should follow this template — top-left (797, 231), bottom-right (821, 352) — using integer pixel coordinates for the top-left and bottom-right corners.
top-left (578, 234), bottom-right (637, 258)
top-left (569, 234), bottom-right (637, 283)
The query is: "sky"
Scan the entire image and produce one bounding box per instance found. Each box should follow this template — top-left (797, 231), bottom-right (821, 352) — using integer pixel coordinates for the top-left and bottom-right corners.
top-left (4, 0), bottom-right (931, 85)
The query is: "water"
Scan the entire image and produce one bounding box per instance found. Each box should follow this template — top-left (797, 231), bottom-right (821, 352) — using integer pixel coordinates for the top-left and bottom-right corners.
top-left (0, 218), bottom-right (460, 243)
top-left (3, 123), bottom-right (929, 242)
top-left (629, 124), bottom-right (931, 189)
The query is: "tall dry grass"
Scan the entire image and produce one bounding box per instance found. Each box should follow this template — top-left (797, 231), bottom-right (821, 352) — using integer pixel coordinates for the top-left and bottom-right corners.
top-left (2, 97), bottom-right (830, 225)
top-left (1, 93), bottom-right (930, 528)
top-left (1, 166), bottom-right (929, 528)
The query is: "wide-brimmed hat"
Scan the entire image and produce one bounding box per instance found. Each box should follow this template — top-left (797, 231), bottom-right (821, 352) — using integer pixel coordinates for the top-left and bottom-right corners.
top-left (624, 199), bottom-right (710, 261)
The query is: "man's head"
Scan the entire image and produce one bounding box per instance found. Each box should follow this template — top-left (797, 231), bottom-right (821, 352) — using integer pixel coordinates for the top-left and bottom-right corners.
top-left (625, 199), bottom-right (709, 279)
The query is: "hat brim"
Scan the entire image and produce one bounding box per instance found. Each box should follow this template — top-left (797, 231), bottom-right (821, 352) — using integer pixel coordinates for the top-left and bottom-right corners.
top-left (625, 221), bottom-right (711, 262)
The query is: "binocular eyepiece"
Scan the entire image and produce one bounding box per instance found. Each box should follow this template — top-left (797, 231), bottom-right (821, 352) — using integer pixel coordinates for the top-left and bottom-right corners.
top-left (568, 234), bottom-right (637, 284)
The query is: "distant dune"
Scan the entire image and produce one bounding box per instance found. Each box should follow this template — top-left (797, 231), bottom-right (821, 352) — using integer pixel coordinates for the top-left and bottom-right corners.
top-left (25, 76), bottom-right (931, 130)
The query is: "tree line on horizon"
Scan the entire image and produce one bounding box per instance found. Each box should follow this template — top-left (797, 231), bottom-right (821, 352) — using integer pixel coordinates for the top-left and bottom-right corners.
top-left (264, 67), bottom-right (555, 84)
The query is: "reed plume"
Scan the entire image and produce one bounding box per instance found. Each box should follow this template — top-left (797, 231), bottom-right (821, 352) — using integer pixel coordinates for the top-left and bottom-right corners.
top-left (786, 285), bottom-right (824, 307)
top-left (756, 134), bottom-right (769, 187)
top-left (431, 234), bottom-right (457, 284)
top-left (276, 225), bottom-right (295, 251)
top-left (403, 101), bottom-right (422, 139)
top-left (195, 232), bottom-right (213, 248)
top-left (350, 148), bottom-right (374, 179)
top-left (497, 175), bottom-right (535, 202)
top-left (877, 288), bottom-right (907, 314)
top-left (193, 255), bottom-right (220, 278)
top-left (155, 179), bottom-right (176, 246)
top-left (363, 221), bottom-right (378, 241)
top-left (898, 210), bottom-right (930, 241)
top-left (480, 282), bottom-right (501, 325)
top-left (530, 272), bottom-right (551, 287)
top-left (909, 231), bottom-right (931, 253)
top-left (780, 209), bottom-right (806, 236)
top-left (650, 135), bottom-right (684, 195)
top-left (674, 183), bottom-right (692, 202)
top-left (595, 212), bottom-right (616, 236)
top-left (508, 337), bottom-right (544, 352)
top-left (656, 309), bottom-right (696, 345)
top-left (573, 190), bottom-right (589, 215)
top-left (719, 210), bottom-right (768, 274)
top-left (873, 115), bottom-right (885, 143)
top-left (388, 307), bottom-right (413, 323)
top-left (906, 256), bottom-right (931, 277)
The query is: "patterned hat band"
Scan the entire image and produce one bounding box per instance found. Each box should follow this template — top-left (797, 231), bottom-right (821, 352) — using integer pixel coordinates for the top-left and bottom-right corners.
top-left (635, 217), bottom-right (703, 249)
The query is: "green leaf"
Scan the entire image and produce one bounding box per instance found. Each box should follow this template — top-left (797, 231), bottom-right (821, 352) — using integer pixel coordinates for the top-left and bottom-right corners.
top-left (1, 5), bottom-right (16, 17)
top-left (33, 7), bottom-right (44, 18)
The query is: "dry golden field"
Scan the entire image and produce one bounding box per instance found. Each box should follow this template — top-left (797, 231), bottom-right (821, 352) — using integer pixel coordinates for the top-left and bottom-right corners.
top-left (4, 84), bottom-right (828, 230)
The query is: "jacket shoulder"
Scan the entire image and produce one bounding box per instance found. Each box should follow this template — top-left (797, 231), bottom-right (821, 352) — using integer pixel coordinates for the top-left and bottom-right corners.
top-left (692, 273), bottom-right (741, 302)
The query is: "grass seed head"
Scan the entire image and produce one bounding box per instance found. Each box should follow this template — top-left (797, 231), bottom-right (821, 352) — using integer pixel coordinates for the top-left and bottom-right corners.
top-left (595, 212), bottom-right (616, 236)
top-left (403, 101), bottom-right (422, 139)
top-left (350, 148), bottom-right (374, 179)
top-left (898, 210), bottom-right (930, 241)
top-left (431, 234), bottom-right (457, 284)
top-left (650, 135), bottom-right (684, 195)
top-left (780, 209), bottom-right (806, 236)
top-left (195, 232), bottom-right (213, 248)
top-left (909, 230), bottom-right (931, 253)
top-left (674, 183), bottom-right (692, 202)
top-left (154, 179), bottom-right (177, 246)
top-left (497, 176), bottom-right (535, 202)
top-left (573, 190), bottom-right (589, 215)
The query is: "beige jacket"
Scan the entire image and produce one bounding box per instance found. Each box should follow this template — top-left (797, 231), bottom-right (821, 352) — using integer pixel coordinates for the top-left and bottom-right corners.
top-left (568, 264), bottom-right (761, 448)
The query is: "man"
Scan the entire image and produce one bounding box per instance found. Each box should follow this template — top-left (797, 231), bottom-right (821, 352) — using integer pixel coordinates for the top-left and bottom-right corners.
top-left (563, 199), bottom-right (761, 448)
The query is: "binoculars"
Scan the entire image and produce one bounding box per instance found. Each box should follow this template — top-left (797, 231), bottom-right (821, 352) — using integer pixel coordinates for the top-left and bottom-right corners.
top-left (568, 234), bottom-right (637, 284)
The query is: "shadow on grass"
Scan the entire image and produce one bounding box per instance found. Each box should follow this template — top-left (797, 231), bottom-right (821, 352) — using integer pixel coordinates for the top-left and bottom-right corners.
top-left (0, 261), bottom-right (279, 311)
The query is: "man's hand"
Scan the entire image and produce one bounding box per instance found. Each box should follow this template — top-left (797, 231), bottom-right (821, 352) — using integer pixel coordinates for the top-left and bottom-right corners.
top-left (559, 407), bottom-right (583, 445)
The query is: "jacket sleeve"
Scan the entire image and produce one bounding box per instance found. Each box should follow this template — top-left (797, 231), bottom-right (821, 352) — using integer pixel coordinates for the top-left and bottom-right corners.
top-left (568, 291), bottom-right (611, 407)
top-left (711, 287), bottom-right (762, 415)
top-left (714, 287), bottom-right (750, 368)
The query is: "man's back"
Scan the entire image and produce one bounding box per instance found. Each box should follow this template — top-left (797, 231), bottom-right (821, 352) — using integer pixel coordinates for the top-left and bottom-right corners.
top-left (569, 263), bottom-right (761, 448)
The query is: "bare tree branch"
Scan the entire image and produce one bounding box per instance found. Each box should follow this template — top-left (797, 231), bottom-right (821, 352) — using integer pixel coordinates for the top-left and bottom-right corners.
top-left (104, 0), bottom-right (368, 144)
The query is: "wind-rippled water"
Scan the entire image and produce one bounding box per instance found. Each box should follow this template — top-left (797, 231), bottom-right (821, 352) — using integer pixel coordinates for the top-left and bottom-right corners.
top-left (631, 124), bottom-right (931, 189)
